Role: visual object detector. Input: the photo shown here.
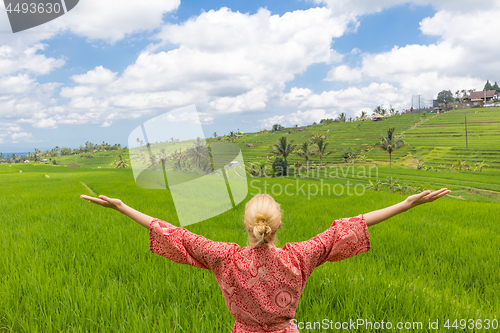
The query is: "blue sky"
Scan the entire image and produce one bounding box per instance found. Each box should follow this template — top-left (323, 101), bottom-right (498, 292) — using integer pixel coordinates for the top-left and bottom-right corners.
top-left (0, 0), bottom-right (497, 153)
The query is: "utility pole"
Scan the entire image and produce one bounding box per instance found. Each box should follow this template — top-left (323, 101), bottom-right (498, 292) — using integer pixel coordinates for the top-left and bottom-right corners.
top-left (464, 112), bottom-right (468, 150)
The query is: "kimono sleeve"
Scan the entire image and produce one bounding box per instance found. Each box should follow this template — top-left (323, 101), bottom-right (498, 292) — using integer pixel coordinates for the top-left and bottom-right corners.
top-left (149, 218), bottom-right (240, 270)
top-left (283, 214), bottom-right (371, 279)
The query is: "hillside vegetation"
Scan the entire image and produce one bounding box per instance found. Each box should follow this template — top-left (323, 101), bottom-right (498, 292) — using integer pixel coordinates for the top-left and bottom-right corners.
top-left (9, 107), bottom-right (500, 203)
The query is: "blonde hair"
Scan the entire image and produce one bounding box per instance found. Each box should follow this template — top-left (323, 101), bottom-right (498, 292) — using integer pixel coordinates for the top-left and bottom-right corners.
top-left (244, 194), bottom-right (281, 247)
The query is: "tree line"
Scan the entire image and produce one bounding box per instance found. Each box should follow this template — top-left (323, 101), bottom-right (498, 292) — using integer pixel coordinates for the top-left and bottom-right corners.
top-left (247, 127), bottom-right (405, 177)
top-left (0, 141), bottom-right (122, 164)
top-left (437, 80), bottom-right (500, 107)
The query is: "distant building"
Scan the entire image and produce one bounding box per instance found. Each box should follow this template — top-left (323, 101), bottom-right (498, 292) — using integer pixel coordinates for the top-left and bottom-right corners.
top-left (468, 90), bottom-right (499, 101)
top-left (471, 99), bottom-right (483, 107)
top-left (372, 113), bottom-right (385, 121)
top-left (226, 161), bottom-right (241, 167)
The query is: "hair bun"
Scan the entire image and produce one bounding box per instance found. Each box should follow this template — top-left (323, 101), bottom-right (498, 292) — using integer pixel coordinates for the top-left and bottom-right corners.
top-left (253, 224), bottom-right (272, 239)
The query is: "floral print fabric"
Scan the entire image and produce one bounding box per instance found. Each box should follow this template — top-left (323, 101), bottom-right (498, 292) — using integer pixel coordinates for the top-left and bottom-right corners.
top-left (150, 215), bottom-right (371, 333)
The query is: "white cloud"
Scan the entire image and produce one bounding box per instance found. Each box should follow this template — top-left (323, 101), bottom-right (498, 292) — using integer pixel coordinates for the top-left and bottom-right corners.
top-left (60, 86), bottom-right (97, 98)
top-left (71, 66), bottom-right (117, 85)
top-left (323, 1), bottom-right (500, 102)
top-left (10, 132), bottom-right (33, 143)
top-left (3, 0), bottom-right (500, 143)
top-left (210, 87), bottom-right (268, 113)
top-left (33, 118), bottom-right (58, 129)
top-left (314, 0), bottom-right (498, 16)
top-left (328, 42), bottom-right (468, 87)
top-left (0, 44), bottom-right (65, 77)
top-left (282, 83), bottom-right (406, 119)
top-left (50, 6), bottom-right (350, 127)
top-left (259, 109), bottom-right (338, 129)
top-left (49, 0), bottom-right (180, 43)
top-left (325, 65), bottom-right (363, 82)
top-left (112, 7), bottom-right (346, 98)
top-left (283, 87), bottom-right (313, 102)
top-left (0, 122), bottom-right (33, 144)
top-left (111, 91), bottom-right (195, 109)
top-left (0, 74), bottom-right (36, 93)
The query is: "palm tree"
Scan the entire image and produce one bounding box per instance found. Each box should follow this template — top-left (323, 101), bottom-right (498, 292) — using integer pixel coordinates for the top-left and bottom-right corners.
top-left (272, 136), bottom-right (297, 163)
top-left (115, 154), bottom-right (129, 168)
top-left (389, 106), bottom-right (396, 116)
top-left (187, 138), bottom-right (210, 169)
top-left (296, 141), bottom-right (315, 168)
top-left (213, 132), bottom-right (217, 139)
top-left (461, 89), bottom-right (467, 101)
top-left (336, 112), bottom-right (347, 123)
top-left (158, 148), bottom-right (169, 165)
top-left (171, 148), bottom-right (185, 170)
top-left (376, 128), bottom-right (405, 169)
top-left (315, 138), bottom-right (331, 167)
top-left (246, 160), bottom-right (268, 178)
top-left (33, 149), bottom-right (41, 162)
top-left (197, 158), bottom-right (213, 174)
top-left (311, 134), bottom-right (321, 144)
top-left (373, 105), bottom-right (386, 116)
top-left (359, 111), bottom-right (368, 121)
top-left (227, 131), bottom-right (237, 142)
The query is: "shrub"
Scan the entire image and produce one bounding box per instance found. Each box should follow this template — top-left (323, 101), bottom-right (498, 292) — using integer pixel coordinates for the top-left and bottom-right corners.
top-left (272, 157), bottom-right (289, 177)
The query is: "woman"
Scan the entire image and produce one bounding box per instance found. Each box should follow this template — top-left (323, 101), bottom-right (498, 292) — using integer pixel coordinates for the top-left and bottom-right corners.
top-left (80, 188), bottom-right (450, 332)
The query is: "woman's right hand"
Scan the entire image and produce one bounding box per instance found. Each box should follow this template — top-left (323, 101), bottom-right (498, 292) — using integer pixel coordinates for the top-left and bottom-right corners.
top-left (80, 194), bottom-right (124, 211)
top-left (405, 188), bottom-right (451, 208)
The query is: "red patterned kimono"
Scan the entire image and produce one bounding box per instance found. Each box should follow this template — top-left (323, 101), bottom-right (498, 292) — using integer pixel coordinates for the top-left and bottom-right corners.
top-left (149, 215), bottom-right (371, 333)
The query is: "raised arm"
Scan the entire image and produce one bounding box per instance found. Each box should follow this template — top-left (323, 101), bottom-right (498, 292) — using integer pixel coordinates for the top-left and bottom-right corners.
top-left (80, 194), bottom-right (154, 228)
top-left (364, 188), bottom-right (451, 227)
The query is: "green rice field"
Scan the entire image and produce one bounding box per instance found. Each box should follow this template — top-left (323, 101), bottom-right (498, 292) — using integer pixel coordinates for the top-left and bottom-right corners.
top-left (366, 107), bottom-right (500, 169)
top-left (1, 160), bottom-right (499, 332)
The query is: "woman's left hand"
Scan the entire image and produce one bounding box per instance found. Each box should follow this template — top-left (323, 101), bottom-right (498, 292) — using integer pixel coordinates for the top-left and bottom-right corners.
top-left (405, 188), bottom-right (451, 208)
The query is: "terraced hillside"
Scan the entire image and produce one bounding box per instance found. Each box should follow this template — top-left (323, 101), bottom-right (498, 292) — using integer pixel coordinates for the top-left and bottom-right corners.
top-left (233, 113), bottom-right (423, 165)
top-left (45, 149), bottom-right (127, 168)
top-left (371, 107), bottom-right (500, 169)
top-left (25, 107), bottom-right (500, 174)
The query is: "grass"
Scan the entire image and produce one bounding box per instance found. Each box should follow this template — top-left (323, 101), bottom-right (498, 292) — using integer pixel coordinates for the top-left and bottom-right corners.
top-left (0, 164), bottom-right (498, 332)
top-left (2, 107), bottom-right (500, 331)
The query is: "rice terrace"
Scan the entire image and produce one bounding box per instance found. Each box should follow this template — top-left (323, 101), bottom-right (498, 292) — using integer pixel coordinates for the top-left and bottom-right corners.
top-left (1, 107), bottom-right (499, 332)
